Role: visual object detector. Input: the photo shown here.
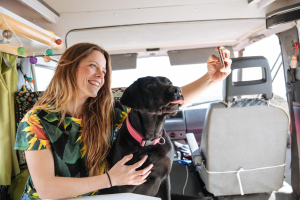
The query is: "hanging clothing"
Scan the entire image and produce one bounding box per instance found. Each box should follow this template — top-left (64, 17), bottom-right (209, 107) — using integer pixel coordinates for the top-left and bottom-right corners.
top-left (0, 51), bottom-right (20, 185)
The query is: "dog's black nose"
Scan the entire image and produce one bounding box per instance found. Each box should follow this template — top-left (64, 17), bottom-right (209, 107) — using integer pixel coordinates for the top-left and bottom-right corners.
top-left (169, 86), bottom-right (182, 95)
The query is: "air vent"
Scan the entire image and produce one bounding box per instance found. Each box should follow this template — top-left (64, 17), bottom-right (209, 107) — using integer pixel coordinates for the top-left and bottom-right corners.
top-left (146, 48), bottom-right (160, 51)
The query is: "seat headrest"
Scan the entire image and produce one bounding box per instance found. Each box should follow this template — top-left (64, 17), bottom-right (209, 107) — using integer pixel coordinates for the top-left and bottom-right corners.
top-left (112, 87), bottom-right (126, 101)
top-left (223, 56), bottom-right (273, 101)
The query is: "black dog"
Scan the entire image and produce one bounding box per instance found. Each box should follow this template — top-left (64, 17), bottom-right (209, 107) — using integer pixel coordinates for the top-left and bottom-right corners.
top-left (102, 76), bottom-right (184, 200)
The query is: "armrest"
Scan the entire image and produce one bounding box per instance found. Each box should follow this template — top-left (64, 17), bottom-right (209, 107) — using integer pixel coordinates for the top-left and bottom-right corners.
top-left (186, 133), bottom-right (202, 166)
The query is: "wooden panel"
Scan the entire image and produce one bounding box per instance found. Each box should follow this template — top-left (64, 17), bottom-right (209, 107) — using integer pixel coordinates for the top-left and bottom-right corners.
top-left (0, 13), bottom-right (63, 50)
top-left (0, 44), bottom-right (28, 57)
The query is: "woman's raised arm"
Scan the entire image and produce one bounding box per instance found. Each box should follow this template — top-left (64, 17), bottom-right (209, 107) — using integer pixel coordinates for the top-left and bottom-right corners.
top-left (181, 47), bottom-right (232, 106)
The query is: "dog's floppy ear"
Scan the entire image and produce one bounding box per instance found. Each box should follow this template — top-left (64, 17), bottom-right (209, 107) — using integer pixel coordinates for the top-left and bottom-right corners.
top-left (120, 79), bottom-right (144, 110)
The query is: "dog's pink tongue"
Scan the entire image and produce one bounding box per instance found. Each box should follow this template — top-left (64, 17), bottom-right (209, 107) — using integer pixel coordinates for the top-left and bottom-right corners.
top-left (170, 99), bottom-right (184, 105)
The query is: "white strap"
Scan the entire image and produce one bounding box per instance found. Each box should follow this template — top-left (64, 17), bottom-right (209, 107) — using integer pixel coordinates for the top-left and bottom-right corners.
top-left (236, 168), bottom-right (244, 195)
top-left (201, 163), bottom-right (286, 195)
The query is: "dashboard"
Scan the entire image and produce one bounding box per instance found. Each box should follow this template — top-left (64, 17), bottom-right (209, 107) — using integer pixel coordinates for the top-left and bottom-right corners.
top-left (164, 108), bottom-right (207, 142)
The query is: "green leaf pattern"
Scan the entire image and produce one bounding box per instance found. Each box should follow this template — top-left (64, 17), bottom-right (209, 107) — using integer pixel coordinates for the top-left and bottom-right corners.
top-left (15, 102), bottom-right (130, 199)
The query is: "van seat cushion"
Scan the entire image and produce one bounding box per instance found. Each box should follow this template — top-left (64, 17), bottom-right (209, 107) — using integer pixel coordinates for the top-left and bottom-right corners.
top-left (198, 94), bottom-right (289, 196)
top-left (220, 95), bottom-right (289, 126)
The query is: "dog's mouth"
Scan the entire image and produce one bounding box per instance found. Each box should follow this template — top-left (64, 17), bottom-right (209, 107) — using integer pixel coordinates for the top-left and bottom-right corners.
top-left (158, 96), bottom-right (184, 115)
top-left (170, 99), bottom-right (184, 105)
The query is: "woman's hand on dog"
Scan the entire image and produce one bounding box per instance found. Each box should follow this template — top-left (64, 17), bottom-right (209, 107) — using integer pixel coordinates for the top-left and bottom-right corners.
top-left (207, 46), bottom-right (232, 84)
top-left (107, 154), bottom-right (153, 186)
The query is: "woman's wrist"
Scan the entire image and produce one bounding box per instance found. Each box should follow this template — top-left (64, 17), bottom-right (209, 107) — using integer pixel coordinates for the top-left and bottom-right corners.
top-left (106, 172), bottom-right (113, 187)
top-left (204, 72), bottom-right (215, 85)
top-left (102, 173), bottom-right (112, 188)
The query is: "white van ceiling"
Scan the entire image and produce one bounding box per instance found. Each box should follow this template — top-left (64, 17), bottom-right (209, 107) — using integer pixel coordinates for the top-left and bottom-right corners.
top-left (1, 0), bottom-right (300, 56)
top-left (66, 19), bottom-right (295, 57)
top-left (66, 19), bottom-right (265, 56)
top-left (44, 0), bottom-right (242, 13)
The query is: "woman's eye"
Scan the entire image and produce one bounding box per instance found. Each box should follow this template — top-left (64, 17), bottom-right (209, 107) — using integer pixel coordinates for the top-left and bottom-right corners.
top-left (90, 64), bottom-right (96, 68)
top-left (103, 71), bottom-right (106, 75)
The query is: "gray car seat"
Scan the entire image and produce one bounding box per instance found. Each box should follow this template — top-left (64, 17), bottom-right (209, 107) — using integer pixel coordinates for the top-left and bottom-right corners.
top-left (187, 56), bottom-right (290, 197)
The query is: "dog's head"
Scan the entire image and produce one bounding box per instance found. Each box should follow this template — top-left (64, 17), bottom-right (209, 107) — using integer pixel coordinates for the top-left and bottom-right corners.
top-left (120, 76), bottom-right (184, 115)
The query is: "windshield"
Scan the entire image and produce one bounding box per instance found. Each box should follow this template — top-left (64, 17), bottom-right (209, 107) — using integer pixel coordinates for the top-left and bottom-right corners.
top-left (34, 36), bottom-right (283, 106)
top-left (111, 57), bottom-right (223, 105)
top-left (111, 35), bottom-right (284, 106)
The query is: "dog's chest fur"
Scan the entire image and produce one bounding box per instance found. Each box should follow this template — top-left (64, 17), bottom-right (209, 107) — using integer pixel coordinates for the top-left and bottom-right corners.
top-left (128, 141), bottom-right (173, 183)
top-left (108, 123), bottom-right (174, 195)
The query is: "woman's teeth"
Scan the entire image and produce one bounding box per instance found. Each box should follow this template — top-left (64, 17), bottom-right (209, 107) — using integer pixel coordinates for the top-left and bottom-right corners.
top-left (88, 80), bottom-right (100, 87)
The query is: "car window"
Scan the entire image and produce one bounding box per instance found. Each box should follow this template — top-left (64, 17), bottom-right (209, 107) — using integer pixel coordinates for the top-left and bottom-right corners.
top-left (35, 35), bottom-right (284, 103)
top-left (35, 67), bottom-right (55, 91)
top-left (34, 57), bottom-right (56, 91)
top-left (243, 35), bottom-right (285, 99)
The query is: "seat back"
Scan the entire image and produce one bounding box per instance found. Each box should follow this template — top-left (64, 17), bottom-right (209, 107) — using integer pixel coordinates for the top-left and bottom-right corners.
top-left (15, 91), bottom-right (44, 169)
top-left (111, 87), bottom-right (126, 101)
top-left (223, 56), bottom-right (273, 101)
top-left (199, 57), bottom-right (289, 196)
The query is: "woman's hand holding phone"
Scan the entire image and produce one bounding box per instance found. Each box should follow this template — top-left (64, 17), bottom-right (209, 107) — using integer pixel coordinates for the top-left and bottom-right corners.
top-left (206, 46), bottom-right (232, 84)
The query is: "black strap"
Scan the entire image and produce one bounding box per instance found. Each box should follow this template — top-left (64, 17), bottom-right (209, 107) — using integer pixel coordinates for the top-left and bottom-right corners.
top-left (106, 172), bottom-right (113, 187)
top-left (288, 68), bottom-right (297, 83)
top-left (286, 80), bottom-right (300, 197)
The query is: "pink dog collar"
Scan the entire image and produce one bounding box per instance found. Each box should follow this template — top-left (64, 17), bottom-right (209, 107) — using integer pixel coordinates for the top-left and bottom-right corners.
top-left (126, 115), bottom-right (165, 147)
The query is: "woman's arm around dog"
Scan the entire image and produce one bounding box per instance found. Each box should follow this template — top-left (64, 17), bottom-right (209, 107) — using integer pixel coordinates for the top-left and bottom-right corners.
top-left (26, 150), bottom-right (153, 199)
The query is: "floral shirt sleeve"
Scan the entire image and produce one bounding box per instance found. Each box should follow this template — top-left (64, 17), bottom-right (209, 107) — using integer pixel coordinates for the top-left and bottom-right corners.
top-left (15, 108), bottom-right (51, 151)
top-left (112, 101), bottom-right (130, 143)
top-left (113, 101), bottom-right (130, 130)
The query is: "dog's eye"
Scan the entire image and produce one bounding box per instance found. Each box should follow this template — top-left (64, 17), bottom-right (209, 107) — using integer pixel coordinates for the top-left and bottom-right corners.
top-left (147, 83), bottom-right (155, 87)
top-left (165, 79), bottom-right (172, 85)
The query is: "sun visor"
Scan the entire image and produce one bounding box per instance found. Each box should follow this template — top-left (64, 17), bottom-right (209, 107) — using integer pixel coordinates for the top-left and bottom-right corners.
top-left (110, 53), bottom-right (137, 71)
top-left (167, 47), bottom-right (234, 66)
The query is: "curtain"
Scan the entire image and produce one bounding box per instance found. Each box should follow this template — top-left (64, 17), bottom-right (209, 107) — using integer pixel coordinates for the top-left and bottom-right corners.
top-left (0, 51), bottom-right (20, 185)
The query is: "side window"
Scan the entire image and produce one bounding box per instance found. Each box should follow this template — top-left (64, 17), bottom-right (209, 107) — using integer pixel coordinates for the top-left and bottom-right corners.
top-left (34, 57), bottom-right (56, 91)
top-left (243, 35), bottom-right (286, 99)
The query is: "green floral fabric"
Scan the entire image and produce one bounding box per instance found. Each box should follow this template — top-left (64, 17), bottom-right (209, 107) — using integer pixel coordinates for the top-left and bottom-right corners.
top-left (14, 102), bottom-right (130, 199)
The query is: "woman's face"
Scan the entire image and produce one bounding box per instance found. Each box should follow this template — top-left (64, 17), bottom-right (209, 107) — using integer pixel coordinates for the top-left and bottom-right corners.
top-left (76, 50), bottom-right (107, 99)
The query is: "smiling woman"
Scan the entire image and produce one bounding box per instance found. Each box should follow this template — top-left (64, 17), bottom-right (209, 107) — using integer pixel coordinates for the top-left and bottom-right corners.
top-left (14, 43), bottom-right (154, 199)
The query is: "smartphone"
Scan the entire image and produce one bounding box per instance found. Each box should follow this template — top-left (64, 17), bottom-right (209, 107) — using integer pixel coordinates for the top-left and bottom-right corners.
top-left (217, 47), bottom-right (225, 68)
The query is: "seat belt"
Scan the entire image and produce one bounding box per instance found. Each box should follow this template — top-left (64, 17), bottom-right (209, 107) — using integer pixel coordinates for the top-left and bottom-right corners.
top-left (286, 67), bottom-right (300, 197)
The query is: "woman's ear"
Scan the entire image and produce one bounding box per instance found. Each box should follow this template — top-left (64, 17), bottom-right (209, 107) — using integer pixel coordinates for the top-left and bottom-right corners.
top-left (120, 79), bottom-right (144, 110)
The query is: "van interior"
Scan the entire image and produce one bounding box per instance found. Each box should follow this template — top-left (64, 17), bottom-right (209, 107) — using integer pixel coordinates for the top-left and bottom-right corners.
top-left (1, 0), bottom-right (300, 200)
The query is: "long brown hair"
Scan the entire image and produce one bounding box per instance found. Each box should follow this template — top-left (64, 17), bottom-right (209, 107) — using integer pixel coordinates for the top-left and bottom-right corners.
top-left (34, 43), bottom-right (114, 176)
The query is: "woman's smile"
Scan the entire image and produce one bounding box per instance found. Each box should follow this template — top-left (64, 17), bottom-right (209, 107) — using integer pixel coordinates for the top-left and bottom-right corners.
top-left (88, 80), bottom-right (101, 87)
